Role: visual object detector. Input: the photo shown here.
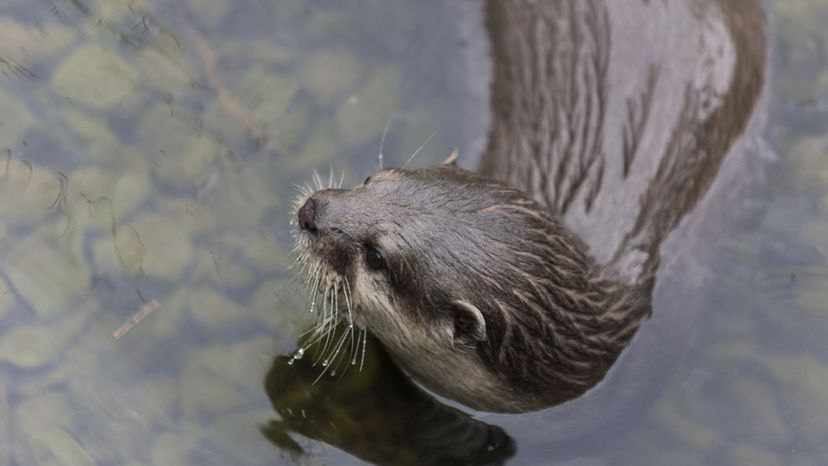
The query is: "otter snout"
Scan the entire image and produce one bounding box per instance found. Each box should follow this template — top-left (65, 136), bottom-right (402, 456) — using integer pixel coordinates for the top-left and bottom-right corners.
top-left (298, 198), bottom-right (318, 233)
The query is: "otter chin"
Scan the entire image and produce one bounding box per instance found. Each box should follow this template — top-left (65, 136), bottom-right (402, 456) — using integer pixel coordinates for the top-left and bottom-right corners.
top-left (292, 161), bottom-right (652, 413)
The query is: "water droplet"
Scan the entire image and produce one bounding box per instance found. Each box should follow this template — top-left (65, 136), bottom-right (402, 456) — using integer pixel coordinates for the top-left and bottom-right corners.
top-left (322, 359), bottom-right (329, 366)
top-left (287, 359), bottom-right (294, 366)
top-left (329, 370), bottom-right (336, 376)
top-left (294, 348), bottom-right (305, 360)
top-left (348, 324), bottom-right (353, 329)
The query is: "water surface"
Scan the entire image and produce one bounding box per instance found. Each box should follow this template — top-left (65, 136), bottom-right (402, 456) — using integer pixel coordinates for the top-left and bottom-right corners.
top-left (0, 0), bottom-right (827, 465)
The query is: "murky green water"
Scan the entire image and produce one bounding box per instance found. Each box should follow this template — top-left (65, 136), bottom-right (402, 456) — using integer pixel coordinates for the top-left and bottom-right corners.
top-left (0, 0), bottom-right (826, 465)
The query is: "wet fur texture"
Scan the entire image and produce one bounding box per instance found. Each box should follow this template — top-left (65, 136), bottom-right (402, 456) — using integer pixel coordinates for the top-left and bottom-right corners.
top-left (292, 0), bottom-right (765, 413)
top-left (295, 166), bottom-right (653, 412)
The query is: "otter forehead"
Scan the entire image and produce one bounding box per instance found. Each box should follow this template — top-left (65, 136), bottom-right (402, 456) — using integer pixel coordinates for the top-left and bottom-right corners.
top-left (297, 164), bottom-right (585, 307)
top-left (314, 166), bottom-right (536, 237)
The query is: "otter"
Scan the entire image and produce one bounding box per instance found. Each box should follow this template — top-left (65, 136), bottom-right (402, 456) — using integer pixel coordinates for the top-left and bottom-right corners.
top-left (291, 0), bottom-right (765, 414)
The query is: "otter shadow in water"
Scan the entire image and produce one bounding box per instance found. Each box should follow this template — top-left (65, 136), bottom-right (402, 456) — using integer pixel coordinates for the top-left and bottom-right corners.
top-left (262, 325), bottom-right (515, 466)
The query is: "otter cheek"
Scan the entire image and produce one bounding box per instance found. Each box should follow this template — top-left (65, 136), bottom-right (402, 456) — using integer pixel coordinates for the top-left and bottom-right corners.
top-left (350, 271), bottom-right (391, 328)
top-left (317, 236), bottom-right (355, 277)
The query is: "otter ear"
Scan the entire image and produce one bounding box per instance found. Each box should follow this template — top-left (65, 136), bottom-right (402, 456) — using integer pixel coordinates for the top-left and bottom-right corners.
top-left (440, 148), bottom-right (459, 166)
top-left (450, 299), bottom-right (486, 346)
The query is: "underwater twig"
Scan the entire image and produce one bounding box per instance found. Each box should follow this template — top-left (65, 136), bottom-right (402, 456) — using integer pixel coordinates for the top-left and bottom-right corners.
top-left (113, 299), bottom-right (160, 340)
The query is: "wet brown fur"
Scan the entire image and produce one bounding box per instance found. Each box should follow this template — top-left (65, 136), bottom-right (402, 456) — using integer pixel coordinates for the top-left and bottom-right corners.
top-left (293, 0), bottom-right (766, 412)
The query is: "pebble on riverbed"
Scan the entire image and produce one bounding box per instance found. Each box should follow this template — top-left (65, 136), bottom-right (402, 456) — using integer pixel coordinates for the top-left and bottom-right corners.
top-left (6, 229), bottom-right (90, 320)
top-left (51, 44), bottom-right (138, 109)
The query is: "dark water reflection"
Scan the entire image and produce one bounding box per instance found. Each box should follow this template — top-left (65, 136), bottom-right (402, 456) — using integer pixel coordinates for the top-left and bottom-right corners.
top-left (263, 327), bottom-right (514, 465)
top-left (0, 0), bottom-right (827, 464)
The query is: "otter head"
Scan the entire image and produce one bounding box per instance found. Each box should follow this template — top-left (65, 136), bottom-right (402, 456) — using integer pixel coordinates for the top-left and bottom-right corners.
top-left (293, 161), bottom-right (622, 413)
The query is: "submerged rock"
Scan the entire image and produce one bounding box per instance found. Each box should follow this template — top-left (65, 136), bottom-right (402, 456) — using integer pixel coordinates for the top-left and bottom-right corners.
top-left (179, 338), bottom-right (272, 419)
top-left (766, 356), bottom-right (828, 447)
top-left (0, 325), bottom-right (60, 369)
top-left (0, 17), bottom-right (76, 62)
top-left (51, 44), bottom-right (137, 109)
top-left (189, 287), bottom-right (248, 329)
top-left (0, 159), bottom-right (65, 227)
top-left (5, 229), bottom-right (90, 320)
top-left (14, 426), bottom-right (97, 466)
top-left (13, 392), bottom-right (95, 466)
top-left (0, 90), bottom-right (35, 145)
top-left (129, 211), bottom-right (194, 281)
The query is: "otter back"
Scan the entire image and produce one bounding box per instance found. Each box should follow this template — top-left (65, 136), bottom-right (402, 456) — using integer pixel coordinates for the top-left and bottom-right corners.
top-left (480, 0), bottom-right (765, 282)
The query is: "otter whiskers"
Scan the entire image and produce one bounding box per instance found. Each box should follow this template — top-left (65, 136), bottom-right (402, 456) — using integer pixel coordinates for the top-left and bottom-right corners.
top-left (402, 131), bottom-right (437, 169)
top-left (377, 112), bottom-right (398, 171)
top-left (289, 175), bottom-right (368, 381)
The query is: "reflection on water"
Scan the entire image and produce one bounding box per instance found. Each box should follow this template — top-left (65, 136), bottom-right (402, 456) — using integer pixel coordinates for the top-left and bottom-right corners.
top-left (0, 0), bottom-right (826, 464)
top-left (263, 326), bottom-right (514, 465)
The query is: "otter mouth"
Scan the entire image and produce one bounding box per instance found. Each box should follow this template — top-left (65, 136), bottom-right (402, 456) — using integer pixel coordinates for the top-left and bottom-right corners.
top-left (292, 185), bottom-right (354, 320)
top-left (289, 180), bottom-right (369, 375)
top-left (292, 210), bottom-right (354, 324)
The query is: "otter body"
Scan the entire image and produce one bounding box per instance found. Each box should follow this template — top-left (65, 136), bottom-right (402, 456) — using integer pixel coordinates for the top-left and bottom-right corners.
top-left (293, 0), bottom-right (765, 413)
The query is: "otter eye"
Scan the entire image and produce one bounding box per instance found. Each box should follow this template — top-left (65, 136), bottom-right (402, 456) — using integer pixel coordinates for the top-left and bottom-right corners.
top-left (364, 246), bottom-right (385, 270)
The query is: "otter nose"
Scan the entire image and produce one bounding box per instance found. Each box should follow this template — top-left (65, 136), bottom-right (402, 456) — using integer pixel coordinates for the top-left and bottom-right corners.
top-left (298, 198), bottom-right (318, 232)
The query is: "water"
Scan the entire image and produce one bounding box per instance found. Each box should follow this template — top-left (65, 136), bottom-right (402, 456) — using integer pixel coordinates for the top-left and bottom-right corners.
top-left (0, 0), bottom-right (826, 465)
